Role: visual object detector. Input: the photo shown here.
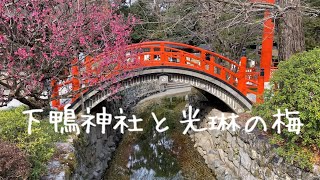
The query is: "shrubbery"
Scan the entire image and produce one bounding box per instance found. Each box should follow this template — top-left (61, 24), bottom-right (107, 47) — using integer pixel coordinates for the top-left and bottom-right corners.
top-left (0, 106), bottom-right (67, 179)
top-left (0, 140), bottom-right (30, 179)
top-left (253, 48), bottom-right (320, 170)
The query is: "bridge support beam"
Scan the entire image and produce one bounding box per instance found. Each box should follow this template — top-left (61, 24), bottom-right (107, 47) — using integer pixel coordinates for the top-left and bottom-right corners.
top-left (51, 80), bottom-right (60, 109)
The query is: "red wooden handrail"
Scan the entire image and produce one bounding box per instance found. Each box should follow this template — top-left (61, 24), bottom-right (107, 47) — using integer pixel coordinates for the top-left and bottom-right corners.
top-left (51, 41), bottom-right (265, 110)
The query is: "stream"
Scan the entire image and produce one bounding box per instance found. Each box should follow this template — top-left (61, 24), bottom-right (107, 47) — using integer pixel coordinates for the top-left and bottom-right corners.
top-left (104, 96), bottom-right (216, 180)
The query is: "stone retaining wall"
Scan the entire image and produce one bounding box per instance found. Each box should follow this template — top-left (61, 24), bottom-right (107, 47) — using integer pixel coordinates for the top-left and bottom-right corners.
top-left (190, 108), bottom-right (320, 180)
top-left (72, 82), bottom-right (160, 179)
top-left (72, 99), bottom-right (122, 180)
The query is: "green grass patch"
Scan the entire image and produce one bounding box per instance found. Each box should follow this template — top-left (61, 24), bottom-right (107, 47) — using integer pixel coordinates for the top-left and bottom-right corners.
top-left (0, 106), bottom-right (67, 179)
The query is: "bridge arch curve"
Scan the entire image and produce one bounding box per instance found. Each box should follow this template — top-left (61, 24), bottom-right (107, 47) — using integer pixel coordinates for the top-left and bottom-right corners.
top-left (52, 41), bottom-right (264, 111)
top-left (71, 67), bottom-right (252, 114)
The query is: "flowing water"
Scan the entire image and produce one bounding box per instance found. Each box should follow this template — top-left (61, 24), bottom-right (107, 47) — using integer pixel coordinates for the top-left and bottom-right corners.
top-left (128, 130), bottom-right (183, 179)
top-left (104, 97), bottom-right (216, 180)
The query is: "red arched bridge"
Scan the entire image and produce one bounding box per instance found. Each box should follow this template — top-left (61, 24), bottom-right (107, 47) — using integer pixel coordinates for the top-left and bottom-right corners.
top-left (51, 41), bottom-right (266, 113)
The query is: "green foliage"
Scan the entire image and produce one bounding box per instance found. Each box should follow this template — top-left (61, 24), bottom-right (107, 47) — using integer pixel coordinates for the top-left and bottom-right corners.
top-left (304, 17), bottom-right (320, 50)
top-left (119, 0), bottom-right (159, 43)
top-left (303, 0), bottom-right (320, 51)
top-left (274, 144), bottom-right (315, 170)
top-left (302, 0), bottom-right (319, 50)
top-left (253, 48), bottom-right (320, 170)
top-left (0, 106), bottom-right (67, 179)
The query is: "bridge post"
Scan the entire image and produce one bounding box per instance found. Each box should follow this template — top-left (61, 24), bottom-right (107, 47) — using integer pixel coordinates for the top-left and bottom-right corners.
top-left (238, 56), bottom-right (247, 95)
top-left (200, 51), bottom-right (206, 70)
top-left (150, 47), bottom-right (154, 61)
top-left (220, 67), bottom-right (226, 80)
top-left (208, 56), bottom-right (215, 73)
top-left (160, 42), bottom-right (166, 64)
top-left (257, 68), bottom-right (265, 103)
top-left (180, 52), bottom-right (186, 65)
top-left (51, 79), bottom-right (60, 109)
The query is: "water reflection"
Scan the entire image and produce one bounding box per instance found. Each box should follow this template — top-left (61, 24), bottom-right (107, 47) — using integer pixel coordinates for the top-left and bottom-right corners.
top-left (128, 129), bottom-right (184, 180)
top-left (104, 97), bottom-right (216, 180)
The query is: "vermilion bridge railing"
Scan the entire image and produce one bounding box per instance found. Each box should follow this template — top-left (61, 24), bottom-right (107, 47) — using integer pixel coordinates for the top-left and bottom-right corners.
top-left (51, 41), bottom-right (264, 110)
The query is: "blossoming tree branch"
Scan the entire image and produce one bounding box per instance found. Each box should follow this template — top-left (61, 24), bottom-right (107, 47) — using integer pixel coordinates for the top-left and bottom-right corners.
top-left (0, 0), bottom-right (136, 109)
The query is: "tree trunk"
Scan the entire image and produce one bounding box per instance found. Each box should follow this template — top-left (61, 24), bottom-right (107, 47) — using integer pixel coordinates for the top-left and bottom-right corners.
top-left (16, 96), bottom-right (47, 110)
top-left (277, 0), bottom-right (305, 61)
